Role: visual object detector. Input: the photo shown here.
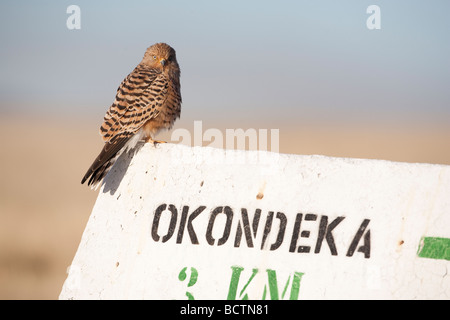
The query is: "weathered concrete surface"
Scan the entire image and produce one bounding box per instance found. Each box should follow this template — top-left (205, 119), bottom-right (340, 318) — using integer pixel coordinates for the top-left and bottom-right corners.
top-left (60, 143), bottom-right (450, 299)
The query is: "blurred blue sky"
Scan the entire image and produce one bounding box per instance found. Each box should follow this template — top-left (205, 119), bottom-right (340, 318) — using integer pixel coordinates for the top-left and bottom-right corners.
top-left (0, 0), bottom-right (449, 125)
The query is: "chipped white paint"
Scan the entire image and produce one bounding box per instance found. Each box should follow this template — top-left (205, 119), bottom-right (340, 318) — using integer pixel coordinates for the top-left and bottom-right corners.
top-left (60, 143), bottom-right (450, 299)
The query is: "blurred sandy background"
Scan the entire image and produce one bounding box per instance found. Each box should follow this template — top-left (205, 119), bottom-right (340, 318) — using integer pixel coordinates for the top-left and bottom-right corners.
top-left (1, 1), bottom-right (449, 299)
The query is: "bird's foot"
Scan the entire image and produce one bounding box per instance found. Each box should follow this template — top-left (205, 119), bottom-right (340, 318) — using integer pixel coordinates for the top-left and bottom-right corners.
top-left (152, 140), bottom-right (167, 146)
top-left (144, 136), bottom-right (167, 146)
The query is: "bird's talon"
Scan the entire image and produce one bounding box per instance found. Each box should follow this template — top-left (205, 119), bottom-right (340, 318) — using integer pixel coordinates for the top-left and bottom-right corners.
top-left (153, 140), bottom-right (167, 145)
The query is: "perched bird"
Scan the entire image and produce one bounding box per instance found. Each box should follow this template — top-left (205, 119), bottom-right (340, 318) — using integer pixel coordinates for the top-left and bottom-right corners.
top-left (81, 43), bottom-right (182, 189)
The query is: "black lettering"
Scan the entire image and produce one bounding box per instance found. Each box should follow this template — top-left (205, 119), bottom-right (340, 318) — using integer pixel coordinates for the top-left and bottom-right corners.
top-left (346, 219), bottom-right (371, 258)
top-left (314, 215), bottom-right (345, 255)
top-left (270, 212), bottom-right (287, 250)
top-left (151, 204), bottom-right (177, 242)
top-left (289, 213), bottom-right (302, 252)
top-left (261, 212), bottom-right (287, 250)
top-left (261, 211), bottom-right (273, 249)
top-left (206, 206), bottom-right (233, 246)
top-left (176, 205), bottom-right (206, 244)
top-left (289, 213), bottom-right (318, 253)
top-left (299, 213), bottom-right (317, 253)
top-left (152, 204), bottom-right (366, 258)
top-left (234, 208), bottom-right (261, 248)
top-left (152, 204), bottom-right (166, 241)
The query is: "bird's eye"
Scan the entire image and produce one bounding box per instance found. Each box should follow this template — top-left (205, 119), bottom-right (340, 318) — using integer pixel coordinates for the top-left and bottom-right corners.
top-left (153, 55), bottom-right (157, 60)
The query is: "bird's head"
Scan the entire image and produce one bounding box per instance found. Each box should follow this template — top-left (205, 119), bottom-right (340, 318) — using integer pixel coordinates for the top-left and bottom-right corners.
top-left (142, 43), bottom-right (179, 72)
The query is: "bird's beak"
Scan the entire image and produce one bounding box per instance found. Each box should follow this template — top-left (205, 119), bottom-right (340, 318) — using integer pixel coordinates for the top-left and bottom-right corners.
top-left (160, 59), bottom-right (166, 67)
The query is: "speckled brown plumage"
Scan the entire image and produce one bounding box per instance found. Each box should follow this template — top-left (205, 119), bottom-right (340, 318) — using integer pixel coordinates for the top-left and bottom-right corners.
top-left (81, 43), bottom-right (181, 189)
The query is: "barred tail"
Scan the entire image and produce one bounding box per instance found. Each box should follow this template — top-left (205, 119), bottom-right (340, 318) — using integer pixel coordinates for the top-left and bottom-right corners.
top-left (81, 136), bottom-right (130, 190)
top-left (81, 156), bottom-right (117, 190)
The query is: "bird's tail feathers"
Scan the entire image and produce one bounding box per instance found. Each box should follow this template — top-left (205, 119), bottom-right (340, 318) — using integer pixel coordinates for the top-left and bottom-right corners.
top-left (85, 155), bottom-right (118, 190)
top-left (81, 131), bottom-right (143, 190)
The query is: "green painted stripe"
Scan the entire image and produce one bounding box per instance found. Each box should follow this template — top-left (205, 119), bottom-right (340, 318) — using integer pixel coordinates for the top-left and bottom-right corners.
top-left (417, 237), bottom-right (450, 261)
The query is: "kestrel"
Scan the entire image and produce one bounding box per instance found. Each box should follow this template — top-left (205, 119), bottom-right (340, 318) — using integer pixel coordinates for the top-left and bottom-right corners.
top-left (81, 43), bottom-right (181, 189)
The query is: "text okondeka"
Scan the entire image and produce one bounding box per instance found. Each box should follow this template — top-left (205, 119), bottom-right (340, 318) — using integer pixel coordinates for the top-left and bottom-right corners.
top-left (152, 203), bottom-right (371, 300)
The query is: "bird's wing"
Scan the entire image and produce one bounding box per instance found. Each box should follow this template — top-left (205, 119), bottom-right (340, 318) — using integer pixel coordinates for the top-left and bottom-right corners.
top-left (101, 64), bottom-right (169, 142)
top-left (81, 64), bottom-right (169, 186)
